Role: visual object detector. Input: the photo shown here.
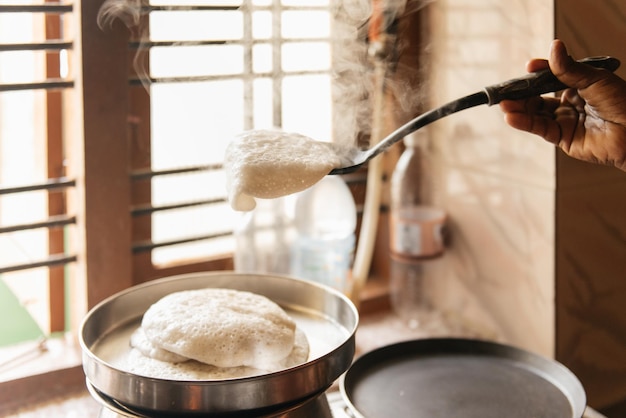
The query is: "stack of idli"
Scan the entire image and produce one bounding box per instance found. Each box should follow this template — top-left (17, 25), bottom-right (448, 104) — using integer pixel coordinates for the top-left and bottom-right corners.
top-left (124, 288), bottom-right (309, 380)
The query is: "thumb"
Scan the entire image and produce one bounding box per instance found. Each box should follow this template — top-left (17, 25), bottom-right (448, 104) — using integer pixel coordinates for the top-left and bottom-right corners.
top-left (549, 39), bottom-right (607, 90)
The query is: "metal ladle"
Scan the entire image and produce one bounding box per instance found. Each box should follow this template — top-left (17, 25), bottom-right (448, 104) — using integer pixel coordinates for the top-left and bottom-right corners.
top-left (329, 56), bottom-right (620, 175)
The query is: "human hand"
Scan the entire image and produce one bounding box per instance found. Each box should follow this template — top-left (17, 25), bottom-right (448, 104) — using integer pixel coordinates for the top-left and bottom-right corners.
top-left (499, 39), bottom-right (626, 172)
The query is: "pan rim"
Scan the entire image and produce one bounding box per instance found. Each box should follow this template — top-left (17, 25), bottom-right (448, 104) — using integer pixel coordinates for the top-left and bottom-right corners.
top-left (79, 271), bottom-right (358, 414)
top-left (340, 337), bottom-right (586, 418)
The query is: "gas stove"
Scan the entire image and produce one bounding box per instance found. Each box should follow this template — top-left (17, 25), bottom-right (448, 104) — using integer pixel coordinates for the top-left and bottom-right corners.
top-left (327, 390), bottom-right (355, 418)
top-left (93, 380), bottom-right (354, 418)
top-left (93, 381), bottom-right (606, 418)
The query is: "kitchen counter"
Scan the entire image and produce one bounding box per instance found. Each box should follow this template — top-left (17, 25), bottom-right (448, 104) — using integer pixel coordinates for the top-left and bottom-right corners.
top-left (2, 388), bottom-right (99, 417)
top-left (3, 310), bottom-right (608, 418)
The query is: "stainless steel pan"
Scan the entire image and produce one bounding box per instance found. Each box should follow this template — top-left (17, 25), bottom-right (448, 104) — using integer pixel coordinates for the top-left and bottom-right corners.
top-left (341, 338), bottom-right (586, 418)
top-left (79, 272), bottom-right (358, 415)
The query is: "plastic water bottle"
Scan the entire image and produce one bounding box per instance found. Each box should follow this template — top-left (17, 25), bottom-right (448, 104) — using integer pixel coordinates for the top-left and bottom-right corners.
top-left (233, 196), bottom-right (294, 275)
top-left (291, 176), bottom-right (357, 294)
top-left (389, 130), bottom-right (447, 328)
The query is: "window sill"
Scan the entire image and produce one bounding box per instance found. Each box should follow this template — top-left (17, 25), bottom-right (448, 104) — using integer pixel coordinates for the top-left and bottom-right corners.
top-left (0, 335), bottom-right (86, 415)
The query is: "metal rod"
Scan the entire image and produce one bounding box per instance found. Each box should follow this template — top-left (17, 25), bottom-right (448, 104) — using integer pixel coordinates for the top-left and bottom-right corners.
top-left (0, 79), bottom-right (74, 92)
top-left (140, 5), bottom-right (327, 12)
top-left (132, 231), bottom-right (231, 253)
top-left (129, 40), bottom-right (226, 49)
top-left (130, 164), bottom-right (219, 180)
top-left (0, 215), bottom-right (76, 234)
top-left (0, 4), bottom-right (73, 13)
top-left (0, 40), bottom-right (73, 52)
top-left (132, 199), bottom-right (225, 216)
top-left (143, 5), bottom-right (241, 12)
top-left (0, 177), bottom-right (75, 195)
top-left (130, 37), bottom-right (330, 50)
top-left (0, 254), bottom-right (77, 274)
top-left (129, 69), bottom-right (327, 86)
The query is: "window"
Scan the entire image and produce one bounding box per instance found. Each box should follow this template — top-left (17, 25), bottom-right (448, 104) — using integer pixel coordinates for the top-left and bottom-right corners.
top-left (0, 1), bottom-right (75, 345)
top-left (144, 1), bottom-right (338, 265)
top-left (0, 0), bottom-right (377, 406)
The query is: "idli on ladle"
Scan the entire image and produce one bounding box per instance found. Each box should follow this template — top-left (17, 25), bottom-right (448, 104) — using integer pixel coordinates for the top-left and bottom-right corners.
top-left (224, 129), bottom-right (349, 211)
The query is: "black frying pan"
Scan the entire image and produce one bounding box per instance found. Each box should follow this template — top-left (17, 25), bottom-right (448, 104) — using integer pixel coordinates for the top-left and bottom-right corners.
top-left (341, 338), bottom-right (586, 418)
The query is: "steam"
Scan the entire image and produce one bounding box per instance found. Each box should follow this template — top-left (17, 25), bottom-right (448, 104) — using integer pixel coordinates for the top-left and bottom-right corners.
top-left (97, 0), bottom-right (144, 29)
top-left (98, 0), bottom-right (151, 90)
top-left (95, 0), bottom-right (434, 147)
top-left (330, 1), bottom-right (371, 148)
top-left (330, 0), bottom-right (434, 147)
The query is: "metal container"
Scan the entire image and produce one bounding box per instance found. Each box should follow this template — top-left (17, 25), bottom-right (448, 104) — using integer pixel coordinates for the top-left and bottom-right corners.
top-left (79, 272), bottom-right (358, 415)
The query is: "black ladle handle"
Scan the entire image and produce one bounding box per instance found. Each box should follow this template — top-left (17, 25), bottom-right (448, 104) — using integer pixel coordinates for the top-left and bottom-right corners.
top-left (484, 56), bottom-right (621, 105)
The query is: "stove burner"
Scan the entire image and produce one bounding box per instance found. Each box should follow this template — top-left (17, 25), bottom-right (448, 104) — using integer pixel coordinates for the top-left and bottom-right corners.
top-left (89, 379), bottom-right (350, 418)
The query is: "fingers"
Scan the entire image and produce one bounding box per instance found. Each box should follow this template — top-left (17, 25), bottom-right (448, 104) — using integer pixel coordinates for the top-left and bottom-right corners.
top-left (502, 110), bottom-right (554, 141)
top-left (549, 39), bottom-right (610, 91)
top-left (503, 111), bottom-right (566, 147)
top-left (560, 88), bottom-right (586, 112)
top-left (500, 96), bottom-right (561, 117)
top-left (526, 59), bottom-right (549, 73)
top-left (499, 97), bottom-right (564, 144)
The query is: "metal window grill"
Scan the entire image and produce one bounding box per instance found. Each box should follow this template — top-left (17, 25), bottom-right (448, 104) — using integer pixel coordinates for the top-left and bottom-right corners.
top-left (0, 1), bottom-right (353, 312)
top-left (126, 2), bottom-right (337, 261)
top-left (0, 2), bottom-right (76, 277)
top-left (0, 1), bottom-right (337, 268)
top-left (0, 1), bottom-right (75, 335)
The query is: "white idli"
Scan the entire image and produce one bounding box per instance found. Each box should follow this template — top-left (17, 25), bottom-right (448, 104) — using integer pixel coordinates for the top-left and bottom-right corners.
top-left (124, 327), bottom-right (309, 380)
top-left (141, 288), bottom-right (297, 369)
top-left (124, 347), bottom-right (261, 380)
top-left (129, 326), bottom-right (188, 363)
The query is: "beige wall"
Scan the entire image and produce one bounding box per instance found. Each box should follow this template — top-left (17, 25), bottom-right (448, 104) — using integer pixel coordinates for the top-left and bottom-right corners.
top-left (426, 0), bottom-right (556, 354)
top-left (423, 0), bottom-right (626, 409)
